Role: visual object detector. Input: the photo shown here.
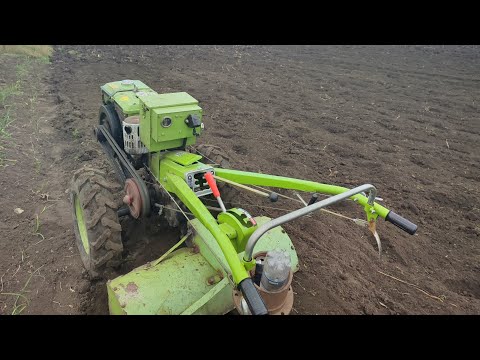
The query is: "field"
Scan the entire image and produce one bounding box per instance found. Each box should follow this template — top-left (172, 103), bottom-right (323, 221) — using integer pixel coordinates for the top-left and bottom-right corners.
top-left (0, 45), bottom-right (478, 314)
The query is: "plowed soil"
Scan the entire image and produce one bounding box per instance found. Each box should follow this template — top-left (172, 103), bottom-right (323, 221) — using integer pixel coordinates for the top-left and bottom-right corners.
top-left (1, 45), bottom-right (479, 315)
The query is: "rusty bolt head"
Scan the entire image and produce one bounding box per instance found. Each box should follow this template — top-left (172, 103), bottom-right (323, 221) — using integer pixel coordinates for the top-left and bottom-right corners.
top-left (192, 245), bottom-right (200, 254)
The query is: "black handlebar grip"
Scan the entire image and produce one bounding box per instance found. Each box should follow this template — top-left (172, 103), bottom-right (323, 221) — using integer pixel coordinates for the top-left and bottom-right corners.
top-left (385, 211), bottom-right (418, 235)
top-left (238, 278), bottom-right (268, 315)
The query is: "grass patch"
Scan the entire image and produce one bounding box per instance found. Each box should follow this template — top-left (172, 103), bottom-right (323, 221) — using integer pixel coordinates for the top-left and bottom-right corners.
top-left (34, 158), bottom-right (42, 174)
top-left (0, 108), bottom-right (14, 137)
top-left (31, 205), bottom-right (51, 240)
top-left (0, 45), bottom-right (53, 174)
top-left (0, 83), bottom-right (21, 105)
top-left (0, 265), bottom-right (44, 315)
top-left (0, 45), bottom-right (52, 59)
top-left (16, 60), bottom-right (32, 80)
top-left (0, 148), bottom-right (5, 167)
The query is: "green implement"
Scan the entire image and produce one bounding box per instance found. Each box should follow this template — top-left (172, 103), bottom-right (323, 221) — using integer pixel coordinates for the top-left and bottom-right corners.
top-left (70, 79), bottom-right (418, 316)
top-left (107, 217), bottom-right (299, 315)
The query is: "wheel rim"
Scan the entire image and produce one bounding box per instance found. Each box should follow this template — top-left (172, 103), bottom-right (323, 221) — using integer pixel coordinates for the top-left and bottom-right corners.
top-left (100, 115), bottom-right (112, 135)
top-left (74, 195), bottom-right (90, 254)
top-left (123, 178), bottom-right (143, 219)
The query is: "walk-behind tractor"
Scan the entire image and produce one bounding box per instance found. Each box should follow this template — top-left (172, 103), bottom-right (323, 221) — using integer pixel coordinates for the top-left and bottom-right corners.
top-left (70, 80), bottom-right (417, 315)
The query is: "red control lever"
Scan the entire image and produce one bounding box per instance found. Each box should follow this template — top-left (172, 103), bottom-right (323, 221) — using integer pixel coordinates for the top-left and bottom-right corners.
top-left (204, 172), bottom-right (220, 198)
top-left (204, 172), bottom-right (226, 213)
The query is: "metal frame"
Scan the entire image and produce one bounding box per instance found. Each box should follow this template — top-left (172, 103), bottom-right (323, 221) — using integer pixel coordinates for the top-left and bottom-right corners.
top-left (213, 168), bottom-right (389, 219)
top-left (243, 184), bottom-right (377, 261)
top-left (158, 161), bottom-right (391, 287)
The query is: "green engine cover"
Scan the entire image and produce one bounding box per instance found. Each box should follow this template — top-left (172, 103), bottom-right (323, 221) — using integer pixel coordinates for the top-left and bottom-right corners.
top-left (100, 80), bottom-right (203, 152)
top-left (138, 92), bottom-right (203, 152)
top-left (112, 89), bottom-right (157, 117)
top-left (101, 80), bottom-right (157, 118)
top-left (101, 80), bottom-right (152, 97)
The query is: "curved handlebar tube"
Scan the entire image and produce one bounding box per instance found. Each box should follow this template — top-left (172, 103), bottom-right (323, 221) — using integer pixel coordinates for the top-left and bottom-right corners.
top-left (244, 184), bottom-right (377, 262)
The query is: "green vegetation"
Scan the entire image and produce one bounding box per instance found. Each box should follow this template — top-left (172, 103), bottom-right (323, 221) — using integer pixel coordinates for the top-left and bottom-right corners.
top-left (0, 108), bottom-right (13, 138)
top-left (0, 45), bottom-right (53, 171)
top-left (0, 45), bottom-right (52, 58)
top-left (0, 83), bottom-right (21, 104)
top-left (1, 265), bottom-right (45, 315)
top-left (72, 128), bottom-right (80, 139)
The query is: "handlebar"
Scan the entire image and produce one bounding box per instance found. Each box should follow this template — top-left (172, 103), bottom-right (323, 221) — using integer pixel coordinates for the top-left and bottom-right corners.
top-left (238, 278), bottom-right (268, 315)
top-left (237, 183), bottom-right (417, 315)
top-left (244, 184), bottom-right (378, 262)
top-left (385, 211), bottom-right (417, 235)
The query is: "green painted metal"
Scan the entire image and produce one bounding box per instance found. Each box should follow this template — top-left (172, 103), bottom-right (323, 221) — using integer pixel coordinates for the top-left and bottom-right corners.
top-left (111, 89), bottom-right (156, 116)
top-left (365, 203), bottom-right (379, 222)
top-left (101, 80), bottom-right (152, 97)
top-left (238, 216), bottom-right (300, 272)
top-left (106, 216), bottom-right (298, 315)
top-left (188, 216), bottom-right (299, 275)
top-left (166, 173), bottom-right (249, 285)
top-left (150, 152), bottom-right (162, 180)
top-left (188, 219), bottom-right (232, 277)
top-left (218, 222), bottom-right (237, 240)
top-left (107, 284), bottom-right (126, 315)
top-left (163, 150), bottom-right (203, 166)
top-left (98, 79), bottom-right (395, 315)
top-left (217, 209), bottom-right (257, 253)
top-left (181, 277), bottom-right (230, 315)
top-left (74, 195), bottom-right (89, 255)
top-left (154, 155), bottom-right (212, 193)
top-left (101, 81), bottom-right (203, 152)
top-left (138, 92), bottom-right (202, 152)
top-left (139, 92), bottom-right (199, 109)
top-left (215, 168), bottom-right (390, 219)
top-left (107, 248), bottom-right (230, 315)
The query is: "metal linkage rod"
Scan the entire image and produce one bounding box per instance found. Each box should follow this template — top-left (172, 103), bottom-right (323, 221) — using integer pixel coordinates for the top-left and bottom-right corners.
top-left (243, 184), bottom-right (377, 262)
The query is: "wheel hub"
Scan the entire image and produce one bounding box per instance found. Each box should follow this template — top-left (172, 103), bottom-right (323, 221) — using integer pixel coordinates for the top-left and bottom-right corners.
top-left (124, 178), bottom-right (143, 218)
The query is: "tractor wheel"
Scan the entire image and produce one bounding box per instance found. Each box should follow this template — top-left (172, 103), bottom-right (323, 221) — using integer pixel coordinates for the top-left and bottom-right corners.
top-left (193, 144), bottom-right (238, 203)
top-left (70, 167), bottom-right (124, 279)
top-left (99, 103), bottom-right (123, 148)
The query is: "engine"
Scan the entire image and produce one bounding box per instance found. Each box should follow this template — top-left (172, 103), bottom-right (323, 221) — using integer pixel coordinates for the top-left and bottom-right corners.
top-left (100, 79), bottom-right (204, 155)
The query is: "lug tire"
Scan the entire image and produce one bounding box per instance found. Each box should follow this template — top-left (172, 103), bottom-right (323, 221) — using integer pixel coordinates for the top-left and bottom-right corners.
top-left (70, 167), bottom-right (123, 279)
